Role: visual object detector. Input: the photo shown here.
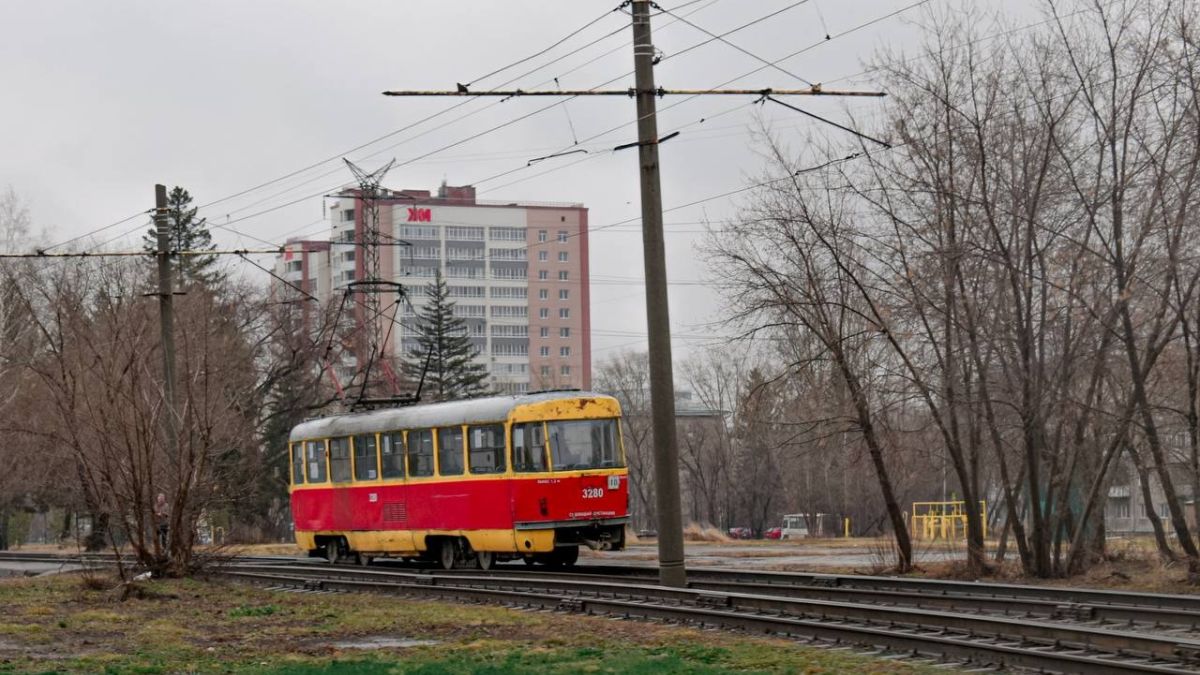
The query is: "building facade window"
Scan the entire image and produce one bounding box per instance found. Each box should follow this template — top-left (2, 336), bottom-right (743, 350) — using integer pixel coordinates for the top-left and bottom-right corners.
top-left (558, 271), bottom-right (568, 280)
top-left (446, 226), bottom-right (484, 240)
top-left (451, 305), bottom-right (486, 318)
top-left (538, 288), bottom-right (548, 300)
top-left (559, 308), bottom-right (570, 318)
top-left (538, 230), bottom-right (547, 242)
top-left (539, 346), bottom-right (550, 356)
top-left (538, 308), bottom-right (549, 319)
top-left (491, 324), bottom-right (529, 337)
top-left (491, 305), bottom-right (528, 319)
top-left (560, 365), bottom-right (571, 376)
top-left (491, 266), bottom-right (528, 280)
top-left (446, 266), bottom-right (482, 279)
top-left (558, 251), bottom-right (568, 262)
top-left (489, 226), bottom-right (526, 241)
top-left (557, 230), bottom-right (568, 243)
top-left (447, 247), bottom-right (484, 261)
top-left (538, 270), bottom-right (549, 280)
top-left (490, 286), bottom-right (528, 299)
top-left (492, 343), bottom-right (529, 357)
top-left (560, 346), bottom-right (570, 357)
top-left (560, 327), bottom-right (570, 338)
top-left (539, 326), bottom-right (550, 338)
top-left (538, 250), bottom-right (548, 262)
top-left (541, 365), bottom-right (551, 377)
top-left (449, 285), bottom-right (485, 298)
top-left (558, 289), bottom-right (569, 300)
top-left (399, 225), bottom-right (438, 239)
top-left (489, 247), bottom-right (526, 261)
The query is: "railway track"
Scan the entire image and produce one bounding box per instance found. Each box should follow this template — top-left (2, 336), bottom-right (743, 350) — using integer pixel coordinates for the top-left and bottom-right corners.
top-left (8, 551), bottom-right (1200, 671)
top-left (220, 561), bottom-right (1200, 673)
top-left (393, 565), bottom-right (1200, 631)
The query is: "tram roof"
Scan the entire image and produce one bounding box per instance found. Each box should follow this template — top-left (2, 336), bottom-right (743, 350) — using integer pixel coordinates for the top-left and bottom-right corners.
top-left (289, 390), bottom-right (618, 441)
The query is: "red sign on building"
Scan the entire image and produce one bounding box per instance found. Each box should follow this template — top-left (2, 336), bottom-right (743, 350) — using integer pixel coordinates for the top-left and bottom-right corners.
top-left (407, 207), bottom-right (432, 222)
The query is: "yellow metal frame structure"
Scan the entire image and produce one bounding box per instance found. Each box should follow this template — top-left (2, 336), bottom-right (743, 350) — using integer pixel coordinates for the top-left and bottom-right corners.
top-left (910, 500), bottom-right (988, 540)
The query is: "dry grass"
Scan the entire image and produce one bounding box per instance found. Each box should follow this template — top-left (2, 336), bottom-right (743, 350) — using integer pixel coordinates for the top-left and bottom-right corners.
top-left (682, 522), bottom-right (731, 542)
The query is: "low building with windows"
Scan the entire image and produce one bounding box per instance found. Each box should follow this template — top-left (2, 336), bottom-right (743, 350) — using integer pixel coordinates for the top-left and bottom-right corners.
top-left (273, 182), bottom-right (591, 394)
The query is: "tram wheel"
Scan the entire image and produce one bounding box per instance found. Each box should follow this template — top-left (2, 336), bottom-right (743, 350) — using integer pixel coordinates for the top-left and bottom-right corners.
top-left (438, 539), bottom-right (458, 570)
top-left (324, 540), bottom-right (340, 564)
top-left (356, 553), bottom-right (372, 566)
top-left (522, 555), bottom-right (537, 566)
top-left (476, 551), bottom-right (494, 571)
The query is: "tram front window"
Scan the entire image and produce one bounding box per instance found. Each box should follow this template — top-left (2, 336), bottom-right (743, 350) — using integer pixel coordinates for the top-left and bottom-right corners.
top-left (547, 419), bottom-right (623, 471)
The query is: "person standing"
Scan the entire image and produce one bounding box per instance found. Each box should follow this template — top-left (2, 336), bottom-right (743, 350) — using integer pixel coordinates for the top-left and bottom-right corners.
top-left (154, 493), bottom-right (169, 552)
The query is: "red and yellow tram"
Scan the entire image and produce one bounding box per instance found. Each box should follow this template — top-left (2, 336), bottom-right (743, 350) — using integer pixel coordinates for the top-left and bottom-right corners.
top-left (288, 391), bottom-right (629, 568)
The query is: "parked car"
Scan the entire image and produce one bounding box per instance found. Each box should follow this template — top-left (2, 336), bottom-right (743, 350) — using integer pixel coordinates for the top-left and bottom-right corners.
top-left (764, 527), bottom-right (783, 539)
top-left (727, 527), bottom-right (752, 540)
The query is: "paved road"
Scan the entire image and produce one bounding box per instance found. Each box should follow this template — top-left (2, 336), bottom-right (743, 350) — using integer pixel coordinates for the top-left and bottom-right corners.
top-left (0, 560), bottom-right (83, 579)
top-left (584, 542), bottom-right (965, 570)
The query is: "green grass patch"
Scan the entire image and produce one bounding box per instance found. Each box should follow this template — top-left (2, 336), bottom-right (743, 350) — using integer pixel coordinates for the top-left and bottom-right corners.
top-left (230, 604), bottom-right (281, 618)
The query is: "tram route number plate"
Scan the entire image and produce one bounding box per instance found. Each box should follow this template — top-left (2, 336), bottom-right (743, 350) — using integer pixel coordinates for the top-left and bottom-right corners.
top-left (607, 475), bottom-right (620, 490)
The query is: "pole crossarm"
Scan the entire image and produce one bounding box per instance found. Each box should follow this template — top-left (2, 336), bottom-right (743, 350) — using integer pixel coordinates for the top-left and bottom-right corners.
top-left (382, 87), bottom-right (885, 98)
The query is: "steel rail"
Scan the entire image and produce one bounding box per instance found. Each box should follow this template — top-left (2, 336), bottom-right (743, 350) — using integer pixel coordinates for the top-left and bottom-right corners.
top-left (255, 559), bottom-right (1200, 630)
top-left (217, 568), bottom-right (1200, 674)
top-left (7, 550), bottom-right (1199, 610)
top-left (222, 564), bottom-right (1200, 663)
top-left (412, 561), bottom-right (1200, 613)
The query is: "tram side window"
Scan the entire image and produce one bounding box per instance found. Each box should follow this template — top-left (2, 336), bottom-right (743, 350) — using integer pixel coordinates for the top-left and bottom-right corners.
top-left (512, 422), bottom-right (547, 472)
top-left (290, 443), bottom-right (304, 484)
top-left (353, 434), bottom-right (378, 481)
top-left (305, 440), bottom-right (327, 483)
top-left (381, 432), bottom-right (406, 479)
top-left (329, 437), bottom-right (352, 483)
top-left (437, 427), bottom-right (465, 476)
top-left (468, 424), bottom-right (506, 474)
top-left (407, 429), bottom-right (434, 477)
top-left (548, 419), bottom-right (622, 471)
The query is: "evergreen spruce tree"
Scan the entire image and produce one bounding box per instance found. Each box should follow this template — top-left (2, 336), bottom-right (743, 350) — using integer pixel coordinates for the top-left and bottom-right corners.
top-left (402, 272), bottom-right (489, 401)
top-left (142, 186), bottom-right (222, 286)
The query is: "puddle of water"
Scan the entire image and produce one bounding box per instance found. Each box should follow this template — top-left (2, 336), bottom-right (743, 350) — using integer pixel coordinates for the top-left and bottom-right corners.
top-left (331, 637), bottom-right (438, 650)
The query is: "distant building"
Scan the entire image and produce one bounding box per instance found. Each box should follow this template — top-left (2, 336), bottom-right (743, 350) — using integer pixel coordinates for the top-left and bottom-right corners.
top-left (273, 183), bottom-right (591, 394)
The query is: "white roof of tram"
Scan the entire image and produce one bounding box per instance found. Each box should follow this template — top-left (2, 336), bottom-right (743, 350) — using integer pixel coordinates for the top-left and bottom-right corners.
top-left (288, 390), bottom-right (618, 442)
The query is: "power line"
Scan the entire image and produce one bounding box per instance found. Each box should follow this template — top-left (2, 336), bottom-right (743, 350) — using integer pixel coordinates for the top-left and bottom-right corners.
top-left (39, 209), bottom-right (151, 253)
top-left (465, 0), bottom-right (926, 195)
top-left (194, 6), bottom-right (629, 215)
top-left (652, 2), bottom-right (815, 86)
top-left (463, 6), bottom-right (626, 89)
top-left (201, 0), bottom-right (818, 240)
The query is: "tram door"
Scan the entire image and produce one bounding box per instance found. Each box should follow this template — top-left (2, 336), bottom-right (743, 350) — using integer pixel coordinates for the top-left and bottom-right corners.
top-left (510, 422), bottom-right (548, 544)
top-left (329, 437), bottom-right (354, 530)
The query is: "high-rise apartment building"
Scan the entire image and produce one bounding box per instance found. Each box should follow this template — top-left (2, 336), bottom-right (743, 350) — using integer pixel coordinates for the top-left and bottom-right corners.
top-left (273, 183), bottom-right (590, 394)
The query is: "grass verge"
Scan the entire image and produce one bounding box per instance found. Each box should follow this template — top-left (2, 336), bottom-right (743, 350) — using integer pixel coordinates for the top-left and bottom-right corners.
top-left (0, 574), bottom-right (941, 674)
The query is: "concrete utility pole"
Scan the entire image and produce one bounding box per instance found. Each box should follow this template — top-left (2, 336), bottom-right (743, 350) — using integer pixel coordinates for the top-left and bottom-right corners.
top-left (630, 0), bottom-right (686, 588)
top-left (154, 184), bottom-right (180, 546)
top-left (378, 6), bottom-right (886, 589)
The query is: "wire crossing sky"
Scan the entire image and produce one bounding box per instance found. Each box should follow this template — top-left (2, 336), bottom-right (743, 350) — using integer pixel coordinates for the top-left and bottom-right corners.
top-left (0, 0), bottom-right (1041, 358)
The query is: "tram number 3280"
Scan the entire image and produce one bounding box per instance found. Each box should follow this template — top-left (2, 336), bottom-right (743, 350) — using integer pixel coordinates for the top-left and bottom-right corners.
top-left (582, 487), bottom-right (605, 499)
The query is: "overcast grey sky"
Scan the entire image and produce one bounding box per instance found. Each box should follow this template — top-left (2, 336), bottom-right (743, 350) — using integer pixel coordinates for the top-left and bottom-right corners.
top-left (1, 0), bottom-right (1031, 360)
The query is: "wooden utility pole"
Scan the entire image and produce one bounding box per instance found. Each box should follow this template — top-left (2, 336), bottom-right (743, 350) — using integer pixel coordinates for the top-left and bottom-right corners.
top-left (630, 0), bottom-right (686, 588)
